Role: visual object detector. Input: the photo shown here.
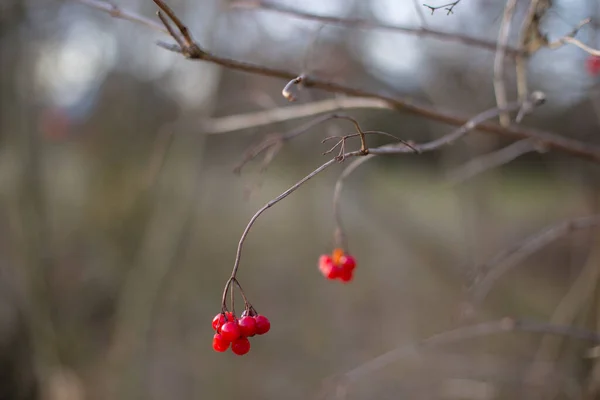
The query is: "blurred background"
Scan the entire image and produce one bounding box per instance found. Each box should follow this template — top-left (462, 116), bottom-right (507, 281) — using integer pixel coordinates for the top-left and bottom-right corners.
top-left (1, 0), bottom-right (600, 399)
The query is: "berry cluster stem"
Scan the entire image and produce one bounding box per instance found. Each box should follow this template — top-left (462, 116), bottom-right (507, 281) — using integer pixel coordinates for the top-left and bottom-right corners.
top-left (225, 153), bottom-right (362, 283)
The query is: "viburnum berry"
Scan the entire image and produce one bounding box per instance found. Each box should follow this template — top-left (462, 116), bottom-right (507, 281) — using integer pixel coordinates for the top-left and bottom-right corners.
top-left (238, 316), bottom-right (257, 337)
top-left (339, 254), bottom-right (356, 271)
top-left (587, 55), bottom-right (600, 76)
top-left (254, 315), bottom-right (271, 335)
top-left (212, 311), bottom-right (236, 332)
top-left (212, 333), bottom-right (229, 352)
top-left (220, 321), bottom-right (241, 342)
top-left (231, 337), bottom-right (251, 355)
top-left (318, 255), bottom-right (340, 279)
top-left (318, 248), bottom-right (357, 282)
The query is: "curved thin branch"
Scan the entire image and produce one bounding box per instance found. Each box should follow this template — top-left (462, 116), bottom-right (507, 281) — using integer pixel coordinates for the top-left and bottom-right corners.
top-left (470, 214), bottom-right (600, 307)
top-left (336, 317), bottom-right (600, 385)
top-left (446, 139), bottom-right (538, 185)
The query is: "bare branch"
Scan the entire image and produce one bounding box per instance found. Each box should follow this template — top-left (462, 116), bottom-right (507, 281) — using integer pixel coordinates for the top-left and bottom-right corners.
top-left (201, 98), bottom-right (390, 135)
top-left (229, 0), bottom-right (520, 56)
top-left (546, 18), bottom-right (600, 56)
top-left (79, 0), bottom-right (600, 163)
top-left (494, 0), bottom-right (518, 127)
top-left (446, 139), bottom-right (538, 185)
top-left (526, 237), bottom-right (600, 396)
top-left (469, 214), bottom-right (600, 308)
top-left (337, 317), bottom-right (600, 385)
top-left (74, 0), bottom-right (168, 34)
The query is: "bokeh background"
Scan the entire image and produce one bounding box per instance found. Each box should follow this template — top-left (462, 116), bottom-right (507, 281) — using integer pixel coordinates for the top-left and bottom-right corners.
top-left (1, 0), bottom-right (600, 399)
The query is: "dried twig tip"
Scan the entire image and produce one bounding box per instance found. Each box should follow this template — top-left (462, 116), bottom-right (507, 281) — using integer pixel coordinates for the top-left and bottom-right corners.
top-left (282, 75), bottom-right (305, 102)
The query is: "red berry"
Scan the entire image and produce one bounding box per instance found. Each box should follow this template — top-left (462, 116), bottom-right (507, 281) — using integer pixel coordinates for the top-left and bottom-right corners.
top-left (339, 268), bottom-right (353, 283)
top-left (220, 321), bottom-right (241, 342)
top-left (212, 313), bottom-right (227, 331)
top-left (254, 315), bottom-right (271, 335)
top-left (319, 255), bottom-right (340, 279)
top-left (212, 333), bottom-right (229, 352)
top-left (231, 337), bottom-right (250, 355)
top-left (225, 311), bottom-right (236, 322)
top-left (238, 316), bottom-right (257, 337)
top-left (587, 55), bottom-right (600, 76)
top-left (339, 254), bottom-right (356, 271)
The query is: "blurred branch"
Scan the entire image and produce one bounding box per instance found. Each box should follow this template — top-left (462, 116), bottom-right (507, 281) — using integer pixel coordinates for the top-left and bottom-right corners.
top-left (547, 18), bottom-right (600, 56)
top-left (335, 317), bottom-right (600, 385)
top-left (227, 1), bottom-right (505, 54)
top-left (445, 139), bottom-right (538, 185)
top-left (493, 0), bottom-right (518, 127)
top-left (412, 0), bottom-right (428, 27)
top-left (74, 0), bottom-right (168, 34)
top-left (79, 0), bottom-right (600, 163)
top-left (469, 214), bottom-right (600, 309)
top-left (516, 0), bottom-right (552, 101)
top-left (201, 98), bottom-right (390, 134)
top-left (526, 234), bottom-right (600, 397)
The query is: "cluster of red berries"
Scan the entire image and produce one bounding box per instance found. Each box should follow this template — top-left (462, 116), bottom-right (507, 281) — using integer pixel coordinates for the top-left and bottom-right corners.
top-left (318, 248), bottom-right (356, 283)
top-left (212, 310), bottom-right (270, 355)
top-left (587, 55), bottom-right (600, 76)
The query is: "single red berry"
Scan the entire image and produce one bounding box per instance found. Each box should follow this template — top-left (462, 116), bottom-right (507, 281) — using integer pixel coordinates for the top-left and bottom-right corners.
top-left (587, 55), bottom-right (600, 76)
top-left (319, 255), bottom-right (340, 279)
top-left (231, 337), bottom-right (251, 356)
top-left (212, 313), bottom-right (227, 332)
top-left (254, 315), bottom-right (271, 335)
top-left (225, 311), bottom-right (236, 322)
top-left (238, 316), bottom-right (257, 337)
top-left (220, 321), bottom-right (241, 342)
top-left (338, 268), bottom-right (353, 283)
top-left (339, 254), bottom-right (356, 271)
top-left (212, 333), bottom-right (229, 352)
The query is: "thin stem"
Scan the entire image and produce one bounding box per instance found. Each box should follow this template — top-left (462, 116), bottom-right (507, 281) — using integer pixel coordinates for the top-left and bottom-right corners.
top-left (227, 151), bottom-right (363, 282)
top-left (332, 155), bottom-right (375, 250)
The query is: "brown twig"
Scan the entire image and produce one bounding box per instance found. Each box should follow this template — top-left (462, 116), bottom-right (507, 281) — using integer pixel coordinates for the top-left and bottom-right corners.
top-left (229, 0), bottom-right (517, 56)
top-left (330, 96), bottom-right (540, 255)
top-left (469, 214), bottom-right (600, 308)
top-left (423, 1), bottom-right (462, 15)
top-left (81, 0), bottom-right (600, 163)
top-left (235, 114), bottom-right (375, 174)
